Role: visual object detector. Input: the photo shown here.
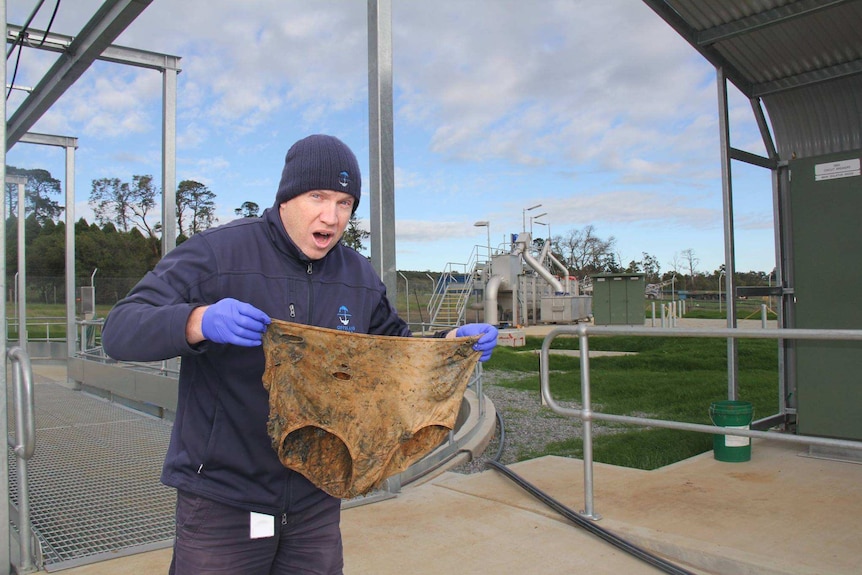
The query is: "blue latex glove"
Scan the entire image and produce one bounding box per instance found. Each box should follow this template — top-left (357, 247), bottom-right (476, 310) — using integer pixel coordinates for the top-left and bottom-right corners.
top-left (201, 298), bottom-right (271, 346)
top-left (456, 323), bottom-right (498, 362)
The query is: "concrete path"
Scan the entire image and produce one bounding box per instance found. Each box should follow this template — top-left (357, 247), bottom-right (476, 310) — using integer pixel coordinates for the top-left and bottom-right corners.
top-left (56, 439), bottom-right (861, 575)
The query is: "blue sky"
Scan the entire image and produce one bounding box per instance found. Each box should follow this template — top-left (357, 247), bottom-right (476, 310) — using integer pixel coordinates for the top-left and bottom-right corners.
top-left (6, 0), bottom-right (776, 275)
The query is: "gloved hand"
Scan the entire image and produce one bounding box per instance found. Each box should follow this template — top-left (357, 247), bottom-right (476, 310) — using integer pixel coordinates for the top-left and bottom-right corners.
top-left (456, 323), bottom-right (498, 362)
top-left (201, 298), bottom-right (271, 346)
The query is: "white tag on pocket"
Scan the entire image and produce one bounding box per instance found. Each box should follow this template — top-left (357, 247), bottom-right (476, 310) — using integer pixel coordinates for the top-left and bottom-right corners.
top-left (250, 512), bottom-right (275, 539)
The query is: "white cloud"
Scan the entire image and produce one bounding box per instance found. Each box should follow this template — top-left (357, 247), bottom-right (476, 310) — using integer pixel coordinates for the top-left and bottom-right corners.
top-left (5, 0), bottom-right (779, 273)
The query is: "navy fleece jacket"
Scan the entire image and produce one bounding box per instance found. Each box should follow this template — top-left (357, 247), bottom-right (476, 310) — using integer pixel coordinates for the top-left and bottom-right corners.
top-left (101, 207), bottom-right (410, 514)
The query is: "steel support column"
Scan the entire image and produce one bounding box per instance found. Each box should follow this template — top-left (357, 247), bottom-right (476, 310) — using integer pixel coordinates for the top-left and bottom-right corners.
top-left (0, 9), bottom-right (11, 559)
top-left (15, 177), bottom-right (28, 349)
top-left (161, 68), bottom-right (178, 255)
top-left (717, 67), bottom-right (739, 398)
top-left (367, 0), bottom-right (397, 299)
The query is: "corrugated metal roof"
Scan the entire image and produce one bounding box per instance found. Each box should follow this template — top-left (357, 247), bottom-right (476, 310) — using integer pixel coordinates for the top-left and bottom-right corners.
top-left (643, 0), bottom-right (862, 159)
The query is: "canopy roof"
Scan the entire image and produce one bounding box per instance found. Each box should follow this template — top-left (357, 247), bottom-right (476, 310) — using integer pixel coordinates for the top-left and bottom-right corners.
top-left (644, 0), bottom-right (862, 159)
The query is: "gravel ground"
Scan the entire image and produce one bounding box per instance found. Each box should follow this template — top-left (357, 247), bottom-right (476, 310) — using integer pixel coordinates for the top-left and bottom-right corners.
top-left (451, 370), bottom-right (600, 474)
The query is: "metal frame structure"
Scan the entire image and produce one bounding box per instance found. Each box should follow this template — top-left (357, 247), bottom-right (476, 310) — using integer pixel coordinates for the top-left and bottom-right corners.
top-left (2, 1), bottom-right (181, 570)
top-left (644, 0), bottom-right (862, 422)
top-left (15, 133), bottom-right (78, 361)
top-left (5, 20), bottom-right (182, 254)
top-left (5, 19), bottom-right (183, 380)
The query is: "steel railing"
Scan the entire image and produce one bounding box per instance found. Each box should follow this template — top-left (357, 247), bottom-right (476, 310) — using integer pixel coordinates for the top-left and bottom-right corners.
top-left (428, 244), bottom-right (485, 328)
top-left (7, 346), bottom-right (39, 573)
top-left (539, 324), bottom-right (862, 520)
top-left (7, 317), bottom-right (68, 342)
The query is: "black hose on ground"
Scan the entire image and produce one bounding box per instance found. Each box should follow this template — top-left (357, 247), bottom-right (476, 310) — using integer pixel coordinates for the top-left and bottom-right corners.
top-left (491, 409), bottom-right (507, 462)
top-left (485, 414), bottom-right (695, 575)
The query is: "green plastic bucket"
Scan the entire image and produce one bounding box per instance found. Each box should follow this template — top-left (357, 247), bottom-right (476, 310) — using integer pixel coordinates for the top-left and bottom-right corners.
top-left (709, 400), bottom-right (754, 462)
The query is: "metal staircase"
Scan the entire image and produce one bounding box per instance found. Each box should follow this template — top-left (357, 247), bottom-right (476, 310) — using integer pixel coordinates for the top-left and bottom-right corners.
top-left (428, 246), bottom-right (482, 329)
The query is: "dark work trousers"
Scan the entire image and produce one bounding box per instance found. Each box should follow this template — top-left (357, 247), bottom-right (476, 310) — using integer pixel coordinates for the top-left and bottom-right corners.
top-left (168, 491), bottom-right (344, 575)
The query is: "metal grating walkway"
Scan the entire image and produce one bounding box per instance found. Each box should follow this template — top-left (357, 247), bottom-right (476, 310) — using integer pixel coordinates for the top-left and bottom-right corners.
top-left (8, 382), bottom-right (176, 571)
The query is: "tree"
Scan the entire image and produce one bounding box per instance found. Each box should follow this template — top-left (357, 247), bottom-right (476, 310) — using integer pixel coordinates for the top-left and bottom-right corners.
top-left (89, 174), bottom-right (160, 238)
top-left (667, 252), bottom-right (683, 281)
top-left (235, 201), bottom-right (260, 218)
top-left (341, 213), bottom-right (369, 252)
top-left (5, 165), bottom-right (64, 224)
top-left (640, 252), bottom-right (661, 282)
top-left (600, 253), bottom-right (622, 273)
top-left (176, 180), bottom-right (217, 236)
top-left (558, 224), bottom-right (617, 277)
top-left (28, 218), bottom-right (66, 302)
top-left (90, 178), bottom-right (129, 231)
top-left (681, 248), bottom-right (699, 286)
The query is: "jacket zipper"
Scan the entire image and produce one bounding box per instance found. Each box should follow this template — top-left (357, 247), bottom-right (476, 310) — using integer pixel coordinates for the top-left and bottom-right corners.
top-left (287, 264), bottom-right (311, 322)
top-left (305, 262), bottom-right (314, 321)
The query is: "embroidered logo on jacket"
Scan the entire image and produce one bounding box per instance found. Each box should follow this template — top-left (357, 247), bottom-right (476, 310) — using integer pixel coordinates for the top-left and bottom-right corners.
top-left (337, 305), bottom-right (356, 332)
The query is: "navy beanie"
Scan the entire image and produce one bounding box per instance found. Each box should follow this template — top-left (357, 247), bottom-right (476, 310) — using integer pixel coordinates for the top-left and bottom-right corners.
top-left (274, 134), bottom-right (361, 212)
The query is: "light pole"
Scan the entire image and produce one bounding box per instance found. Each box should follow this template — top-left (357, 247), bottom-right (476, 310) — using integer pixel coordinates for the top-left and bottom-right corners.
top-left (522, 203), bottom-right (542, 233)
top-left (473, 220), bottom-right (491, 260)
top-left (533, 219), bottom-right (552, 250)
top-left (529, 212), bottom-right (547, 238)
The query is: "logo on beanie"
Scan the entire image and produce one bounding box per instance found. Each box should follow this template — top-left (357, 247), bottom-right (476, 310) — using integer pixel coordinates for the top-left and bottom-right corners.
top-left (338, 171), bottom-right (350, 188)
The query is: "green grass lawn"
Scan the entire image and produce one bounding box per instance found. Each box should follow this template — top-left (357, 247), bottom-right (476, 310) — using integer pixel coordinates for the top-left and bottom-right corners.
top-left (10, 301), bottom-right (779, 471)
top-left (484, 334), bottom-right (778, 470)
top-left (5, 303), bottom-right (114, 339)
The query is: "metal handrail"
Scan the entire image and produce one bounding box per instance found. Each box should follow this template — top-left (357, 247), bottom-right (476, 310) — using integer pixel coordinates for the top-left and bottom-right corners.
top-left (539, 324), bottom-right (862, 520)
top-left (427, 247), bottom-right (480, 327)
top-left (7, 346), bottom-right (37, 572)
top-left (6, 316), bottom-right (68, 342)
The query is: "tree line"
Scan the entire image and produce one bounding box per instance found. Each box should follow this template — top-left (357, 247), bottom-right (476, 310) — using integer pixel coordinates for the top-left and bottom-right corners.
top-left (4, 165), bottom-right (368, 305)
top-left (540, 224), bottom-right (774, 292)
top-left (5, 164), bottom-right (770, 305)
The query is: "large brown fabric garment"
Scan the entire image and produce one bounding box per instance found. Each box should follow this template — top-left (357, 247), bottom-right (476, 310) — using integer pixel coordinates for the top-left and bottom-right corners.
top-left (262, 320), bottom-right (481, 499)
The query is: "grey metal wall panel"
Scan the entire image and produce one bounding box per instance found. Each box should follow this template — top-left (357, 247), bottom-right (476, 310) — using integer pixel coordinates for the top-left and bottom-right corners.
top-left (68, 359), bottom-right (178, 417)
top-left (133, 371), bottom-right (178, 413)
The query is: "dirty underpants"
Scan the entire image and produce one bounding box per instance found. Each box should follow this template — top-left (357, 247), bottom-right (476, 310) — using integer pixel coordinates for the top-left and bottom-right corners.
top-left (262, 320), bottom-right (481, 499)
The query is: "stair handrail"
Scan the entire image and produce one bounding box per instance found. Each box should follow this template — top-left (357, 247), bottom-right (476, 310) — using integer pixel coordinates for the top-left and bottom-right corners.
top-left (427, 244), bottom-right (482, 328)
top-left (7, 346), bottom-right (37, 573)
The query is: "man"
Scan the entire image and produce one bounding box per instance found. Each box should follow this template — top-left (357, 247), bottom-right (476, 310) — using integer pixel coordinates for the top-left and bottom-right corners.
top-left (101, 134), bottom-right (498, 575)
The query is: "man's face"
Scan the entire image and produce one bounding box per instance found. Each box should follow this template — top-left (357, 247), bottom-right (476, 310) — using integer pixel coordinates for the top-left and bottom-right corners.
top-left (279, 189), bottom-right (355, 260)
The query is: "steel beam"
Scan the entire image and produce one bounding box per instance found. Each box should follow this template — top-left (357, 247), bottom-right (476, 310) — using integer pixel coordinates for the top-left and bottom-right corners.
top-left (6, 24), bottom-right (181, 72)
top-left (6, 0), bottom-right (154, 149)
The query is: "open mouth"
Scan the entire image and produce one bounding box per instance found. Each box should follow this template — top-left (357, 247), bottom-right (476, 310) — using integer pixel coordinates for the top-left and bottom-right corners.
top-left (313, 231), bottom-right (333, 246)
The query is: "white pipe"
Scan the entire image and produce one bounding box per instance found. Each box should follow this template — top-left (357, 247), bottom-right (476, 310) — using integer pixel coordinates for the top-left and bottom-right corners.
top-left (484, 274), bottom-right (505, 326)
top-left (518, 238), bottom-right (565, 293)
top-left (547, 252), bottom-right (571, 294)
